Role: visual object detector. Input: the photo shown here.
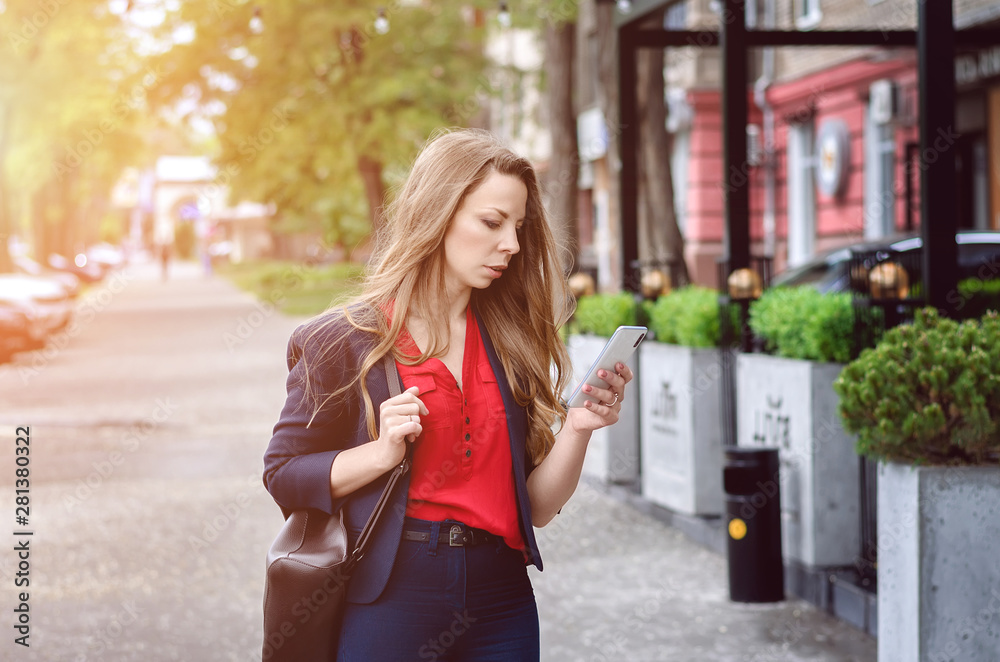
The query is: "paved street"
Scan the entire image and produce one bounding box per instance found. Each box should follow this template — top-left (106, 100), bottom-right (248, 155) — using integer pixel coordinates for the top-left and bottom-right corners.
top-left (0, 258), bottom-right (876, 661)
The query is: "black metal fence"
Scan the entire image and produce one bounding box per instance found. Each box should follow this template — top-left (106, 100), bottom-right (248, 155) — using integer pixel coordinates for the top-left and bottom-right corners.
top-left (847, 246), bottom-right (927, 589)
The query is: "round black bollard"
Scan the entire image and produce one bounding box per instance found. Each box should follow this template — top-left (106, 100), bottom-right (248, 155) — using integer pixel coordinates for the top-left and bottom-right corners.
top-left (723, 447), bottom-right (784, 603)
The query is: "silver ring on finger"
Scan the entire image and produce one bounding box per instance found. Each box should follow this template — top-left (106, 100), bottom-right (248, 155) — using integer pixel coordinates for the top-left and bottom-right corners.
top-left (611, 393), bottom-right (619, 406)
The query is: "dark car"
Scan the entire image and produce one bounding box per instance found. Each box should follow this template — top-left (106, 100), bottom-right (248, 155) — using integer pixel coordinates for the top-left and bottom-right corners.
top-left (770, 231), bottom-right (1000, 294)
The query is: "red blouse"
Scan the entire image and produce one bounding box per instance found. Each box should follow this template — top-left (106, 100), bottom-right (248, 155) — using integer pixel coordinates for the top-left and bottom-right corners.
top-left (394, 305), bottom-right (526, 553)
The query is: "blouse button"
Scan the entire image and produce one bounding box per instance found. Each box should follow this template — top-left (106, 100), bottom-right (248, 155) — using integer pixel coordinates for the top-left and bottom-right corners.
top-left (465, 417), bottom-right (470, 424)
top-left (465, 449), bottom-right (472, 458)
top-left (465, 433), bottom-right (471, 441)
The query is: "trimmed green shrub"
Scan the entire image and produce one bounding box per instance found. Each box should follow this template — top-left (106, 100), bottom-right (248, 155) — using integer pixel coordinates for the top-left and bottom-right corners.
top-left (571, 292), bottom-right (639, 337)
top-left (648, 286), bottom-right (722, 348)
top-left (834, 307), bottom-right (1000, 466)
top-left (749, 287), bottom-right (854, 363)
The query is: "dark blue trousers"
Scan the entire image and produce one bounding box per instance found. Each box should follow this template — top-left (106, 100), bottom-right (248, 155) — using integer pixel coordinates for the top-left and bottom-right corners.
top-left (336, 517), bottom-right (540, 661)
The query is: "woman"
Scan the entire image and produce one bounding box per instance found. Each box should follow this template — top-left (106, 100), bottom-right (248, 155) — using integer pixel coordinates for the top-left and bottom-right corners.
top-left (264, 128), bottom-right (632, 660)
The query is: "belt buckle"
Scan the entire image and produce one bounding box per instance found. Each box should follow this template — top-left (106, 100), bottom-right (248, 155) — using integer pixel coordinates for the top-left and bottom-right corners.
top-left (448, 524), bottom-right (464, 547)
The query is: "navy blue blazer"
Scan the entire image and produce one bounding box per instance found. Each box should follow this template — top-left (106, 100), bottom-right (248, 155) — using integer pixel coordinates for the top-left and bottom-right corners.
top-left (263, 309), bottom-right (543, 604)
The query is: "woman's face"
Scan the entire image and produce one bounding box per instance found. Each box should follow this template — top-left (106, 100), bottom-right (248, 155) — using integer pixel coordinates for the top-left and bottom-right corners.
top-left (442, 171), bottom-right (526, 296)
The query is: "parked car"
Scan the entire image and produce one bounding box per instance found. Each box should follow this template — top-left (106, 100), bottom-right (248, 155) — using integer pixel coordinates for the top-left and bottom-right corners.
top-left (48, 252), bottom-right (103, 283)
top-left (0, 299), bottom-right (38, 361)
top-left (13, 255), bottom-right (82, 298)
top-left (0, 273), bottom-right (74, 335)
top-left (771, 231), bottom-right (1000, 293)
top-left (86, 242), bottom-right (125, 275)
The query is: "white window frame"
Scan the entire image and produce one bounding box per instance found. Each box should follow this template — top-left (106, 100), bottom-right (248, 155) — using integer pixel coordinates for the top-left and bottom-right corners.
top-left (787, 121), bottom-right (817, 268)
top-left (863, 103), bottom-right (897, 240)
top-left (795, 0), bottom-right (822, 30)
top-left (670, 129), bottom-right (690, 234)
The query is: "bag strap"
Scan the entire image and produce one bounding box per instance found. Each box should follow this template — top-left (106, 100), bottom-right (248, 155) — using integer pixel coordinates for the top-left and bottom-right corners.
top-left (350, 352), bottom-right (413, 566)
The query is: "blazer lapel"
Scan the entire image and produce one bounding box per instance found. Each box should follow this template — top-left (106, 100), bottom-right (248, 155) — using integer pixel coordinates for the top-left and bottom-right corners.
top-left (475, 311), bottom-right (543, 571)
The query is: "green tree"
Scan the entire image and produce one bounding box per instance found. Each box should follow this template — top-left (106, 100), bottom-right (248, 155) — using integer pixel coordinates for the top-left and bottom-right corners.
top-left (147, 1), bottom-right (487, 249)
top-left (0, 0), bottom-right (152, 268)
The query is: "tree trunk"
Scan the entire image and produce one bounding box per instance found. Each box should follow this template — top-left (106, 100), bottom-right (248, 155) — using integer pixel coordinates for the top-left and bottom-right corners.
top-left (357, 154), bottom-right (386, 236)
top-left (543, 19), bottom-right (579, 274)
top-left (32, 183), bottom-right (50, 263)
top-left (0, 104), bottom-right (13, 272)
top-left (636, 48), bottom-right (691, 287)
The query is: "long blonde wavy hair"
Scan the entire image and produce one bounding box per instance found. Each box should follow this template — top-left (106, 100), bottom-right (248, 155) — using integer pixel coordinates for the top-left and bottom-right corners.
top-left (297, 128), bottom-right (574, 466)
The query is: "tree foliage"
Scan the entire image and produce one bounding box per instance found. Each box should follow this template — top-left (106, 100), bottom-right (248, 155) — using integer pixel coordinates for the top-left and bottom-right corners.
top-left (0, 0), bottom-right (155, 266)
top-left (147, 0), bottom-right (488, 250)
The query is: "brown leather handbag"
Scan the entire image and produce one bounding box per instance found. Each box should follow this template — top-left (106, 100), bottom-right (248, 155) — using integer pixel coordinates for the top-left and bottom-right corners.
top-left (262, 354), bottom-right (410, 662)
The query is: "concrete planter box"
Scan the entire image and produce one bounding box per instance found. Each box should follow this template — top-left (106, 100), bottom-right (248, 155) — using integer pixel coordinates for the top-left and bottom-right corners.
top-left (735, 354), bottom-right (860, 568)
top-left (878, 462), bottom-right (1000, 661)
top-left (566, 334), bottom-right (639, 484)
top-left (638, 341), bottom-right (724, 515)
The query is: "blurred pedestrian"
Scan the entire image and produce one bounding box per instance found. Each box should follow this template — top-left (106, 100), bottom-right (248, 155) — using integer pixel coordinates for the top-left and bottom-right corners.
top-left (153, 217), bottom-right (174, 282)
top-left (263, 128), bottom-right (632, 661)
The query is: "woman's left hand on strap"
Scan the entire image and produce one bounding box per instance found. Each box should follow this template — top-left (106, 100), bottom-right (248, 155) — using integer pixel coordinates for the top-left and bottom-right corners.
top-left (566, 362), bottom-right (634, 433)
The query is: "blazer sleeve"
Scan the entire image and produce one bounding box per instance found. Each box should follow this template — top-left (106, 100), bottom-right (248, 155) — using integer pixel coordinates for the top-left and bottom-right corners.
top-left (263, 318), bottom-right (363, 516)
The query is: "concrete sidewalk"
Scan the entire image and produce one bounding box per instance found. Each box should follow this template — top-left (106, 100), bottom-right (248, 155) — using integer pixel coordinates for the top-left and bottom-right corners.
top-left (0, 256), bottom-right (875, 661)
top-left (531, 476), bottom-right (876, 661)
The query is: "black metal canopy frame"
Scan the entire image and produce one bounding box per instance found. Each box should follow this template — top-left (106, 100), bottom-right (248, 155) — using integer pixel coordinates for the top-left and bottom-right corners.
top-left (612, 0), bottom-right (1000, 315)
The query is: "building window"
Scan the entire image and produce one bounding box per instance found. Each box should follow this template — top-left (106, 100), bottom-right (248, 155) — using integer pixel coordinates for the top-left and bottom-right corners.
top-left (863, 102), bottom-right (897, 240)
top-left (664, 1), bottom-right (687, 30)
top-left (787, 121), bottom-right (816, 268)
top-left (795, 0), bottom-right (822, 30)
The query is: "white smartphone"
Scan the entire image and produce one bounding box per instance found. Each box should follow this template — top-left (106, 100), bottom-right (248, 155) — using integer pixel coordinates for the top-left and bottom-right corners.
top-left (566, 325), bottom-right (647, 408)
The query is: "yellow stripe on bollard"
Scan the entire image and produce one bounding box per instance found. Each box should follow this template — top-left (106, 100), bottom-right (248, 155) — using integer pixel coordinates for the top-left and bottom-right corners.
top-left (729, 518), bottom-right (747, 541)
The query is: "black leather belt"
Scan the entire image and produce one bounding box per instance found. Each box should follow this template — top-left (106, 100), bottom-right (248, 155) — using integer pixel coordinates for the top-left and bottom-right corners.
top-left (402, 524), bottom-right (499, 547)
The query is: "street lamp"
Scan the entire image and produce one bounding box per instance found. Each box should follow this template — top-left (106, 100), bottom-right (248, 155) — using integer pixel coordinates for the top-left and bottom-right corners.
top-left (869, 261), bottom-right (910, 299)
top-left (374, 7), bottom-right (389, 35)
top-left (249, 6), bottom-right (263, 34)
top-left (727, 267), bottom-right (763, 300)
top-left (569, 272), bottom-right (596, 298)
top-left (641, 269), bottom-right (671, 299)
top-left (497, 1), bottom-right (511, 28)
